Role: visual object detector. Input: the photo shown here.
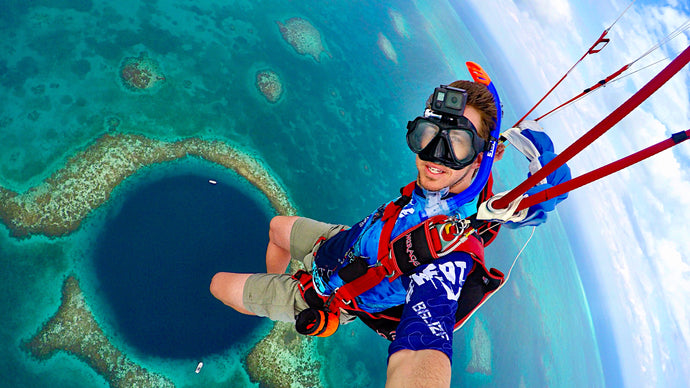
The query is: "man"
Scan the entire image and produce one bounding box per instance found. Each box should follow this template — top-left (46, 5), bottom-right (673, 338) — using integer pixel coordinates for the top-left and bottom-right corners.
top-left (210, 79), bottom-right (558, 386)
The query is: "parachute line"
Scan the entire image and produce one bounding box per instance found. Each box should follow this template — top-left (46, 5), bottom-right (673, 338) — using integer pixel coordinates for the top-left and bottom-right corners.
top-left (513, 0), bottom-right (635, 126)
top-left (534, 18), bottom-right (690, 122)
top-left (494, 45), bottom-right (690, 210)
top-left (515, 129), bottom-right (690, 212)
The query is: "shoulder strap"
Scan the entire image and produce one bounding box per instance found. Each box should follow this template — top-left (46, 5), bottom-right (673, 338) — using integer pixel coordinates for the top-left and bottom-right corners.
top-left (324, 182), bottom-right (415, 313)
top-left (328, 202), bottom-right (485, 314)
top-left (376, 181), bottom-right (416, 266)
top-left (326, 182), bottom-right (489, 314)
top-left (474, 172), bottom-right (502, 246)
top-left (383, 215), bottom-right (485, 278)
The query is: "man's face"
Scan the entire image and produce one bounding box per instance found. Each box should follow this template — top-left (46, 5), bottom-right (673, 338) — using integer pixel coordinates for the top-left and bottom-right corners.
top-left (415, 105), bottom-right (484, 193)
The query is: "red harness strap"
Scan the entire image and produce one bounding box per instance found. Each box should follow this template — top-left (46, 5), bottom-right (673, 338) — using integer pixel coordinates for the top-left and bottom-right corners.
top-left (475, 173), bottom-right (501, 246)
top-left (292, 181), bottom-right (502, 340)
top-left (326, 182), bottom-right (486, 314)
top-left (323, 182), bottom-right (416, 313)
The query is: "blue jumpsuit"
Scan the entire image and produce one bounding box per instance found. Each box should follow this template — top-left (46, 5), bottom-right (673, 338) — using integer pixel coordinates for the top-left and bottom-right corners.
top-left (311, 184), bottom-right (477, 362)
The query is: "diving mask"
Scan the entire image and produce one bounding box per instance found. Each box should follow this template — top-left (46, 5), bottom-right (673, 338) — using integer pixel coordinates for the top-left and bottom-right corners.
top-left (406, 113), bottom-right (486, 170)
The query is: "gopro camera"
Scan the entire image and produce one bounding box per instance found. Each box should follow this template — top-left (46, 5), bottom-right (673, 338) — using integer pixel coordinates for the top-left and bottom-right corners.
top-left (430, 85), bottom-right (468, 118)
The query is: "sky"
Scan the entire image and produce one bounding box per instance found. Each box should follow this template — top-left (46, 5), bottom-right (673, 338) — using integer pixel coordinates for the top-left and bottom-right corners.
top-left (462, 0), bottom-right (690, 387)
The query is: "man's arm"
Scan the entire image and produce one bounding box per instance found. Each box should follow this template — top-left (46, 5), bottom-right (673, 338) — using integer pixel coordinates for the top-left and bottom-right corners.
top-left (386, 349), bottom-right (450, 388)
top-left (385, 252), bottom-right (474, 387)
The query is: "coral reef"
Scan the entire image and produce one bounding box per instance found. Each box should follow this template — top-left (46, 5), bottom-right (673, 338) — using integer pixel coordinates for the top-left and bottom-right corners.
top-left (2, 134), bottom-right (324, 387)
top-left (119, 52), bottom-right (166, 92)
top-left (0, 134), bottom-right (296, 238)
top-left (255, 70), bottom-right (283, 103)
top-left (388, 9), bottom-right (410, 39)
top-left (245, 322), bottom-right (323, 387)
top-left (466, 318), bottom-right (493, 375)
top-left (377, 33), bottom-right (398, 64)
top-left (104, 116), bottom-right (122, 132)
top-left (276, 18), bottom-right (331, 62)
top-left (23, 276), bottom-right (174, 388)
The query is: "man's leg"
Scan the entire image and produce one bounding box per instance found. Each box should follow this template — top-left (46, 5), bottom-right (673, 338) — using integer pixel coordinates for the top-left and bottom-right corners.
top-left (210, 271), bottom-right (310, 322)
top-left (210, 216), bottom-right (345, 320)
top-left (266, 216), bottom-right (298, 273)
top-left (209, 215), bottom-right (298, 316)
top-left (209, 272), bottom-right (255, 315)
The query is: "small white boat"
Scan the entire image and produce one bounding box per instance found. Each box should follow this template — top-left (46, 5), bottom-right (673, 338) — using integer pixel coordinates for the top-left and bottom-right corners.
top-left (208, 179), bottom-right (217, 185)
top-left (195, 361), bottom-right (203, 373)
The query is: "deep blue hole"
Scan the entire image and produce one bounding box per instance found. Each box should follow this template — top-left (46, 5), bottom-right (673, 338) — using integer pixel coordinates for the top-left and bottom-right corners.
top-left (94, 173), bottom-right (270, 359)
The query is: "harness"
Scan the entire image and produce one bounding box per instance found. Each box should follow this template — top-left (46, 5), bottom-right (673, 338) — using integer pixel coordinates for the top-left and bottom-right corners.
top-left (293, 181), bottom-right (505, 340)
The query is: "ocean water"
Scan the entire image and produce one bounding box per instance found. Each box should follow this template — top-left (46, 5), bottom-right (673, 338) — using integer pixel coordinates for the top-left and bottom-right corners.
top-left (92, 172), bottom-right (269, 359)
top-left (0, 1), bottom-right (605, 387)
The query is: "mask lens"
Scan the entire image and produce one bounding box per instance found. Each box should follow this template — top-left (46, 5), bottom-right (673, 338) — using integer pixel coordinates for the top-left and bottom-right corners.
top-left (447, 130), bottom-right (474, 162)
top-left (407, 116), bottom-right (482, 170)
top-left (408, 120), bottom-right (440, 152)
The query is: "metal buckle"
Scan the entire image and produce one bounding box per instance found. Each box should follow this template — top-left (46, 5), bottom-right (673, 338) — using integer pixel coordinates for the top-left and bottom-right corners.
top-left (447, 216), bottom-right (470, 235)
top-left (432, 216), bottom-right (472, 257)
top-left (325, 288), bottom-right (351, 309)
top-left (378, 254), bottom-right (396, 278)
top-left (430, 215), bottom-right (469, 237)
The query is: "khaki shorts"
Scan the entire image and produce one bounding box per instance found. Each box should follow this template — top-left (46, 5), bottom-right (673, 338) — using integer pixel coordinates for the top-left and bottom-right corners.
top-left (242, 217), bottom-right (347, 322)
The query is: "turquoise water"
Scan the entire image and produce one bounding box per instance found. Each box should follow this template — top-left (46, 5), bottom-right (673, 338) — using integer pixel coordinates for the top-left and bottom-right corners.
top-left (0, 1), bottom-right (605, 387)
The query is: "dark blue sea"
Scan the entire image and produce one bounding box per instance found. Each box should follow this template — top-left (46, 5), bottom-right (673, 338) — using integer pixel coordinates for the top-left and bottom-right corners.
top-left (94, 173), bottom-right (268, 359)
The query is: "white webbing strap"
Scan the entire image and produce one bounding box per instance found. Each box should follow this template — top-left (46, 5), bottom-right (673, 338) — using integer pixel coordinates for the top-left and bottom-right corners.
top-left (476, 191), bottom-right (529, 223)
top-left (502, 120), bottom-right (548, 185)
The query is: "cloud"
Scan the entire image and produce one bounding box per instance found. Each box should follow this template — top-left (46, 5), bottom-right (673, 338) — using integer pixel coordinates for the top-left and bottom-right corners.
top-left (465, 0), bottom-right (690, 384)
top-left (522, 0), bottom-right (578, 32)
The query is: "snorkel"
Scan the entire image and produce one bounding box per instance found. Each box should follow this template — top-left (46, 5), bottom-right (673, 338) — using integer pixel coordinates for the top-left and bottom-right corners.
top-left (443, 61), bottom-right (502, 208)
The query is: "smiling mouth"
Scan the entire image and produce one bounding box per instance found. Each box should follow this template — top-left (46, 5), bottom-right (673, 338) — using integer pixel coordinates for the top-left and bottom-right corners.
top-left (426, 164), bottom-right (445, 175)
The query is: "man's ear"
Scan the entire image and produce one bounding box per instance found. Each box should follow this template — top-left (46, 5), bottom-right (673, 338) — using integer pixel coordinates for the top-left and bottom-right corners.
top-left (473, 153), bottom-right (483, 169)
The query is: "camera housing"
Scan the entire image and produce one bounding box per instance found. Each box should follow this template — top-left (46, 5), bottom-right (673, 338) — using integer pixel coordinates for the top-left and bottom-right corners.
top-left (430, 85), bottom-right (468, 118)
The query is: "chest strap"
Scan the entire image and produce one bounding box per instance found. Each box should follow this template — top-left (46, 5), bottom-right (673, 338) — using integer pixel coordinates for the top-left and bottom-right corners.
top-left (293, 180), bottom-right (503, 339)
top-left (325, 183), bottom-right (485, 315)
top-left (318, 182), bottom-right (413, 313)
